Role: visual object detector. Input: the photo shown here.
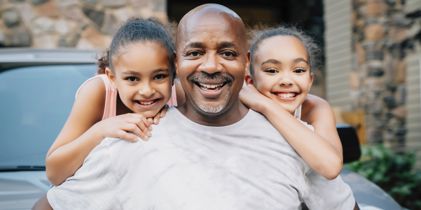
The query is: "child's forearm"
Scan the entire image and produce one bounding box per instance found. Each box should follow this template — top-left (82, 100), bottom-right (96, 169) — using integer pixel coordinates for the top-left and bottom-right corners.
top-left (260, 101), bottom-right (342, 179)
top-left (46, 125), bottom-right (104, 186)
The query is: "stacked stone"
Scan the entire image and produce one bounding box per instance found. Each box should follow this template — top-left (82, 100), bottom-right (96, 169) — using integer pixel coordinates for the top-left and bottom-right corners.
top-left (352, 0), bottom-right (420, 150)
top-left (0, 0), bottom-right (167, 49)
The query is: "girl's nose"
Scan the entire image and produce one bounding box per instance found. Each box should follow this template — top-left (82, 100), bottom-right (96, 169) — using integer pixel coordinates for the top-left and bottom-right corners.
top-left (278, 72), bottom-right (293, 86)
top-left (138, 83), bottom-right (155, 97)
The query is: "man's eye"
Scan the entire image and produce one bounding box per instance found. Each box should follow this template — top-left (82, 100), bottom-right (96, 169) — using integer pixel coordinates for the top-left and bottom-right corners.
top-left (220, 51), bottom-right (237, 59)
top-left (185, 50), bottom-right (203, 58)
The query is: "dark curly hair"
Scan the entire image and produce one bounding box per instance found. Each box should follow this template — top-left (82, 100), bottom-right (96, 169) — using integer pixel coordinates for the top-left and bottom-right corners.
top-left (97, 17), bottom-right (175, 79)
top-left (249, 26), bottom-right (321, 76)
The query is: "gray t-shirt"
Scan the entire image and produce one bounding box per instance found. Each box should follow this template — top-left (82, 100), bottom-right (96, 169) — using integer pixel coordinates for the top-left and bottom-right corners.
top-left (47, 108), bottom-right (355, 210)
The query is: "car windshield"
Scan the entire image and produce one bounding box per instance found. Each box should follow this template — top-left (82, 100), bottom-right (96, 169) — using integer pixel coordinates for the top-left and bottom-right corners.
top-left (0, 64), bottom-right (96, 168)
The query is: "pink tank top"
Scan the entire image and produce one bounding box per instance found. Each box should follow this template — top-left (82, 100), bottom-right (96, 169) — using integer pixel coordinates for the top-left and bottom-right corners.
top-left (76, 74), bottom-right (177, 120)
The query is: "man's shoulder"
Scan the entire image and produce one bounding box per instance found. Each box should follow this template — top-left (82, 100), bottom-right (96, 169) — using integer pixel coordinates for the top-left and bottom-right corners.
top-left (241, 110), bottom-right (280, 131)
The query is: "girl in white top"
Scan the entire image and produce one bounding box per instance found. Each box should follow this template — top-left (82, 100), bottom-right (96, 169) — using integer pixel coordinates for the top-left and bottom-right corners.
top-left (240, 26), bottom-right (343, 180)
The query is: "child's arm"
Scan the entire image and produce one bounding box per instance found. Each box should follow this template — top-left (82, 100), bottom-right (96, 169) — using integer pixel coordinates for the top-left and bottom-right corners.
top-left (46, 78), bottom-right (151, 186)
top-left (301, 94), bottom-right (343, 158)
top-left (240, 84), bottom-right (342, 179)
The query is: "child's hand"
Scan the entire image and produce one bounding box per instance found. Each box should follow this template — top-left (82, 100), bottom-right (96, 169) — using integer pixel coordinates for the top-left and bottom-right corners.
top-left (94, 113), bottom-right (152, 141)
top-left (151, 105), bottom-right (168, 125)
top-left (239, 83), bottom-right (272, 113)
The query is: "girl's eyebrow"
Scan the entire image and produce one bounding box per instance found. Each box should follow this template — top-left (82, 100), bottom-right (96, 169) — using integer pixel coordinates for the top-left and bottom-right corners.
top-left (121, 68), bottom-right (169, 75)
top-left (292, 58), bottom-right (309, 64)
top-left (261, 58), bottom-right (309, 65)
top-left (261, 59), bottom-right (281, 65)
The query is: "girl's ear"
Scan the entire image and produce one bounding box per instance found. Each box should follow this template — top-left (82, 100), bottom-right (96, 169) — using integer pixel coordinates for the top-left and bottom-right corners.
top-left (245, 74), bottom-right (254, 85)
top-left (105, 67), bottom-right (116, 84)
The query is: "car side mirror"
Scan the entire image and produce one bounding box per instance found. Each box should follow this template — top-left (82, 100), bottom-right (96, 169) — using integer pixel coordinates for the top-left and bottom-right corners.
top-left (336, 123), bottom-right (361, 163)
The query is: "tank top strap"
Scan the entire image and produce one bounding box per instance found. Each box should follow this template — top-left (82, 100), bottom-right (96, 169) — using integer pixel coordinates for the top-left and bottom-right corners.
top-left (97, 74), bottom-right (117, 120)
top-left (75, 74), bottom-right (117, 120)
top-left (294, 104), bottom-right (302, 119)
top-left (166, 85), bottom-right (178, 107)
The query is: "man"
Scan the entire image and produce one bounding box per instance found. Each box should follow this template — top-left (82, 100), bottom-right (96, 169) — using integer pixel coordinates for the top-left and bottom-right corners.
top-left (42, 4), bottom-right (356, 210)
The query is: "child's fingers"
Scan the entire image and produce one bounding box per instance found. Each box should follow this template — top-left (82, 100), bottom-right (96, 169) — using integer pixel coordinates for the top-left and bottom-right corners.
top-left (123, 123), bottom-right (148, 141)
top-left (115, 130), bottom-right (139, 142)
top-left (153, 114), bottom-right (160, 125)
top-left (160, 105), bottom-right (168, 118)
top-left (135, 119), bottom-right (151, 134)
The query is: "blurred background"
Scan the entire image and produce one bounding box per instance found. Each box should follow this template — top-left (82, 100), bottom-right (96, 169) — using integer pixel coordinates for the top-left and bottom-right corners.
top-left (0, 0), bottom-right (420, 208)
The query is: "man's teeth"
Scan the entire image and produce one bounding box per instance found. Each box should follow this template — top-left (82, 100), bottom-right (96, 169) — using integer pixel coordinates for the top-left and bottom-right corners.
top-left (198, 83), bottom-right (224, 90)
top-left (278, 93), bottom-right (296, 99)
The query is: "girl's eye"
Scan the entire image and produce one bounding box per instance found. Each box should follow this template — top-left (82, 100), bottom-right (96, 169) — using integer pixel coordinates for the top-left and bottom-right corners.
top-left (263, 68), bottom-right (278, 74)
top-left (153, 73), bottom-right (168, 80)
top-left (125, 76), bottom-right (139, 82)
top-left (294, 68), bottom-right (307, 73)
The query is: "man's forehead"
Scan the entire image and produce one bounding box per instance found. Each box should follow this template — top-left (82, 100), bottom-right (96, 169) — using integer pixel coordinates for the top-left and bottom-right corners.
top-left (177, 13), bottom-right (246, 49)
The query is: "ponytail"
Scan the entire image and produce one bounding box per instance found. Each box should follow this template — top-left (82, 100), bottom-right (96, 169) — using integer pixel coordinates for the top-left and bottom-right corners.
top-left (97, 50), bottom-right (110, 74)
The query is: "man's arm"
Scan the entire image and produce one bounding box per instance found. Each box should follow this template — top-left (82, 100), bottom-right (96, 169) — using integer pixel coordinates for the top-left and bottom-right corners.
top-left (354, 202), bottom-right (360, 210)
top-left (32, 195), bottom-right (52, 210)
top-left (303, 171), bottom-right (357, 210)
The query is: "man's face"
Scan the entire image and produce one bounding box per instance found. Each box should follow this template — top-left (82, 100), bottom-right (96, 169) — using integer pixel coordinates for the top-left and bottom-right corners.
top-left (176, 13), bottom-right (248, 124)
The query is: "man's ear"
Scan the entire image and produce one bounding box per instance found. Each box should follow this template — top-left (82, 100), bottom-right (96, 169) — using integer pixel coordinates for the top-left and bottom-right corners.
top-left (245, 51), bottom-right (253, 85)
top-left (174, 51), bottom-right (178, 76)
top-left (246, 51), bottom-right (251, 70)
top-left (105, 67), bottom-right (116, 84)
top-left (245, 74), bottom-right (254, 85)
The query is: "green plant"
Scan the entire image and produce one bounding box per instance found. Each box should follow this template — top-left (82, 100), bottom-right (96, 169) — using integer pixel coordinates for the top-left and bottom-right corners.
top-left (346, 145), bottom-right (421, 210)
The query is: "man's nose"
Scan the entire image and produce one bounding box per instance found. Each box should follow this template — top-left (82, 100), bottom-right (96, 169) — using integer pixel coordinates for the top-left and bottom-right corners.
top-left (198, 53), bottom-right (220, 74)
top-left (138, 82), bottom-right (155, 97)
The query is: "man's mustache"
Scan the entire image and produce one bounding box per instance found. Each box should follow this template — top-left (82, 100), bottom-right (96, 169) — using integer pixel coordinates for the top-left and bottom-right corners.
top-left (188, 72), bottom-right (234, 84)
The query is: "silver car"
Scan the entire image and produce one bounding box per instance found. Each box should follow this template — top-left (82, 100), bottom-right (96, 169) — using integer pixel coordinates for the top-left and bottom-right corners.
top-left (0, 49), bottom-right (401, 210)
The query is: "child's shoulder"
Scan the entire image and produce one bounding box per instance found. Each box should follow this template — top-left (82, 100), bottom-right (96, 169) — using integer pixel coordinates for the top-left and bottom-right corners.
top-left (76, 75), bottom-right (107, 98)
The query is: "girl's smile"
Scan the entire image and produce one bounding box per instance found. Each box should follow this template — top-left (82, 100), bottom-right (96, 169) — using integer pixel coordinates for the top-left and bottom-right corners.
top-left (107, 41), bottom-right (172, 118)
top-left (251, 35), bottom-right (313, 114)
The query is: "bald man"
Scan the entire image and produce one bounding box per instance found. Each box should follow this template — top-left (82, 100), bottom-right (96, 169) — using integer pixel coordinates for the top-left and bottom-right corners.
top-left (43, 4), bottom-right (356, 210)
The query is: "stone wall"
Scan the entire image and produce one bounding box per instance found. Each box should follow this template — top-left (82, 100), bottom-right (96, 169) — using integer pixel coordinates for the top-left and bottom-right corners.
top-left (0, 0), bottom-right (167, 50)
top-left (351, 0), bottom-right (420, 148)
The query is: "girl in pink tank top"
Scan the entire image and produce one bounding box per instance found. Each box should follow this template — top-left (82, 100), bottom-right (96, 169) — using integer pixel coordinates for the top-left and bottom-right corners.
top-left (45, 18), bottom-right (177, 186)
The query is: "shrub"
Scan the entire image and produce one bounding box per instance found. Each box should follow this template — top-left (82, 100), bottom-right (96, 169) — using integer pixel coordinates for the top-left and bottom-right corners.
top-left (346, 145), bottom-right (421, 210)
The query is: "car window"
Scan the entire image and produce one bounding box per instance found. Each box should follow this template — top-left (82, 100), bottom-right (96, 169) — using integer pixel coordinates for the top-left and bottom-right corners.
top-left (0, 64), bottom-right (96, 167)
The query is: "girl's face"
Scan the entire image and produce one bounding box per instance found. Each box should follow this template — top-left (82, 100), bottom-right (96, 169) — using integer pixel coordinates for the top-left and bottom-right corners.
top-left (251, 35), bottom-right (313, 114)
top-left (107, 41), bottom-right (172, 118)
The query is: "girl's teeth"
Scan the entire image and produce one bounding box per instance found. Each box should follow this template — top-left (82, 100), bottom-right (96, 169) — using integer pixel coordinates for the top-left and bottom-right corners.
top-left (140, 101), bottom-right (154, 105)
top-left (279, 93), bottom-right (295, 99)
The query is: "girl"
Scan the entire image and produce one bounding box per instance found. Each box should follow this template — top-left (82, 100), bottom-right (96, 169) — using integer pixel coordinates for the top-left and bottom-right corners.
top-left (45, 18), bottom-right (176, 186)
top-left (240, 26), bottom-right (343, 179)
